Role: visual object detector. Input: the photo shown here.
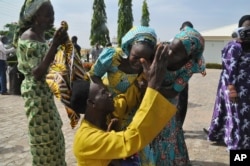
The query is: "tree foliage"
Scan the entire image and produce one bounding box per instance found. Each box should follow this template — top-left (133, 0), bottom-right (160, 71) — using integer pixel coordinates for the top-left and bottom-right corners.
top-left (0, 23), bottom-right (18, 43)
top-left (0, 22), bottom-right (55, 44)
top-left (141, 0), bottom-right (150, 26)
top-left (117, 0), bottom-right (133, 46)
top-left (90, 0), bottom-right (110, 46)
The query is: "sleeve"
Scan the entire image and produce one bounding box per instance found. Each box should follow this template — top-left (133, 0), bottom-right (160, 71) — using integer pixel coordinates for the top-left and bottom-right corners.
top-left (199, 56), bottom-right (206, 72)
top-left (73, 87), bottom-right (177, 160)
top-left (4, 47), bottom-right (15, 55)
top-left (221, 41), bottom-right (242, 85)
top-left (88, 48), bottom-right (116, 77)
top-left (191, 55), bottom-right (206, 73)
top-left (112, 83), bottom-right (141, 120)
top-left (173, 55), bottom-right (206, 92)
top-left (0, 43), bottom-right (4, 57)
top-left (0, 43), bottom-right (15, 55)
top-left (17, 41), bottom-right (46, 75)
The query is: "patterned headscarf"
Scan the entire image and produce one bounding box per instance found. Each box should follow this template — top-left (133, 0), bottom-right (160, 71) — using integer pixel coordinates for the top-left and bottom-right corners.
top-left (121, 26), bottom-right (157, 56)
top-left (13, 0), bottom-right (51, 47)
top-left (174, 26), bottom-right (205, 60)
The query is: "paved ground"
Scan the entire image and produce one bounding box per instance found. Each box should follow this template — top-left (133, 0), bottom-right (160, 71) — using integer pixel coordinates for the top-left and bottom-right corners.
top-left (0, 69), bottom-right (229, 166)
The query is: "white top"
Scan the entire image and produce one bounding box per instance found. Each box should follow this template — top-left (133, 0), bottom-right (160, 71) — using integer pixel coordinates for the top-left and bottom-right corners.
top-left (0, 41), bottom-right (15, 60)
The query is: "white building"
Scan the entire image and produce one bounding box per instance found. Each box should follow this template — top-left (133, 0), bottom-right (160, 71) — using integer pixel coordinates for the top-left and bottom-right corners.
top-left (201, 24), bottom-right (238, 64)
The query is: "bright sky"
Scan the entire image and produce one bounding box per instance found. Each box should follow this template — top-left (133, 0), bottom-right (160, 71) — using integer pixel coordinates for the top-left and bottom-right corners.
top-left (0, 0), bottom-right (249, 48)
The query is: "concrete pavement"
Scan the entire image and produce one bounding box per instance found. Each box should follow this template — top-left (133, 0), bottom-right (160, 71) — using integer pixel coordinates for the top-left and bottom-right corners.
top-left (183, 69), bottom-right (229, 166)
top-left (0, 69), bottom-right (229, 166)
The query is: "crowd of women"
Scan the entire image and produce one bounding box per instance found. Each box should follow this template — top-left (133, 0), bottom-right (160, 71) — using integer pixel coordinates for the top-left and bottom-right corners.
top-left (12, 0), bottom-right (250, 165)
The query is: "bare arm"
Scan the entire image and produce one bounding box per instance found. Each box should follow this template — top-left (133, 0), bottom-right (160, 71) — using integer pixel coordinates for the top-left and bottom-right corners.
top-left (33, 23), bottom-right (69, 80)
top-left (89, 75), bottom-right (107, 90)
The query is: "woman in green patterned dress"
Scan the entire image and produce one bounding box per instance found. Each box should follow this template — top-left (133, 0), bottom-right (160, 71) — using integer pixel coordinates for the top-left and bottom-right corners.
top-left (14, 0), bottom-right (68, 165)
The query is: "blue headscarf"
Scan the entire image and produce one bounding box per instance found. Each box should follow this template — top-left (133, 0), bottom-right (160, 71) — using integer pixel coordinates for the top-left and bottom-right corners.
top-left (121, 26), bottom-right (157, 56)
top-left (175, 26), bottom-right (206, 73)
top-left (174, 26), bottom-right (204, 60)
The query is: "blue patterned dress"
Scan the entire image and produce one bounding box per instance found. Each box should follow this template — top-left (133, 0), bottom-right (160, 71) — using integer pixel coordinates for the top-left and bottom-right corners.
top-left (207, 40), bottom-right (250, 150)
top-left (140, 58), bottom-right (205, 166)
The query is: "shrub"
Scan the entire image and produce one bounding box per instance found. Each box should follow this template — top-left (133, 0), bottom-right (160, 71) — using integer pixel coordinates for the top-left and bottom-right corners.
top-left (206, 63), bottom-right (222, 69)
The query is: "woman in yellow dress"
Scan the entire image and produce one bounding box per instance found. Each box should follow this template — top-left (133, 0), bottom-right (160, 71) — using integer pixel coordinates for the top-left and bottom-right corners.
top-left (89, 26), bottom-right (157, 97)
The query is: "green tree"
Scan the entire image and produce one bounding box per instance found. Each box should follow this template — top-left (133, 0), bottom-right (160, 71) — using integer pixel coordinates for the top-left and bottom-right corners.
top-left (141, 0), bottom-right (150, 26)
top-left (0, 22), bottom-right (18, 43)
top-left (117, 0), bottom-right (133, 46)
top-left (0, 22), bottom-right (55, 65)
top-left (0, 22), bottom-right (55, 44)
top-left (90, 0), bottom-right (109, 46)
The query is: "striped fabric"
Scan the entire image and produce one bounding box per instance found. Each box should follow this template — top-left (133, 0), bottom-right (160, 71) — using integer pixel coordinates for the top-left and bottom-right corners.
top-left (46, 38), bottom-right (88, 129)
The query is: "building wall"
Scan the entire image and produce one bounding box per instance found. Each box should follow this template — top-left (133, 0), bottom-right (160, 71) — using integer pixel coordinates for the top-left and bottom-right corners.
top-left (203, 37), bottom-right (231, 64)
top-left (201, 24), bottom-right (236, 64)
top-left (203, 41), bottom-right (223, 64)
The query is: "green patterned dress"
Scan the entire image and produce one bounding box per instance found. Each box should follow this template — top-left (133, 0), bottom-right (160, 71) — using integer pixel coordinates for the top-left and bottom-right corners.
top-left (17, 39), bottom-right (66, 166)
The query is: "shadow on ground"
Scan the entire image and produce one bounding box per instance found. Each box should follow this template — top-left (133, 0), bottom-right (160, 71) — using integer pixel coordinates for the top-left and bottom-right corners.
top-left (0, 145), bottom-right (24, 154)
top-left (191, 160), bottom-right (228, 166)
top-left (184, 130), bottom-right (208, 140)
top-left (188, 102), bottom-right (203, 108)
top-left (184, 130), bottom-right (227, 147)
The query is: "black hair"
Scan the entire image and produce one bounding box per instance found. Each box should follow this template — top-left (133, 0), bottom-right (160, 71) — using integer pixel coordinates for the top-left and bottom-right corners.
top-left (70, 79), bottom-right (90, 114)
top-left (180, 21), bottom-right (194, 30)
top-left (71, 36), bottom-right (78, 42)
top-left (238, 15), bottom-right (250, 27)
top-left (238, 15), bottom-right (250, 51)
top-left (0, 36), bottom-right (8, 43)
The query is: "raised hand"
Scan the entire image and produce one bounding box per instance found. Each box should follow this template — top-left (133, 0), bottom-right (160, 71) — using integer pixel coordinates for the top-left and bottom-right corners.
top-left (52, 21), bottom-right (69, 47)
top-left (140, 43), bottom-right (168, 90)
top-left (32, 21), bottom-right (69, 81)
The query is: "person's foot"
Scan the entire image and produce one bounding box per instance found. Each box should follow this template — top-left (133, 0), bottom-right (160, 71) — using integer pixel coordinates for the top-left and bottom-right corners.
top-left (203, 128), bottom-right (209, 135)
top-left (1, 92), bottom-right (10, 95)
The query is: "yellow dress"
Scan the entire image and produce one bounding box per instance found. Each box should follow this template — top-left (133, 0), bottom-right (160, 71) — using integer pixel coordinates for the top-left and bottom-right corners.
top-left (88, 47), bottom-right (138, 96)
top-left (73, 88), bottom-right (177, 166)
